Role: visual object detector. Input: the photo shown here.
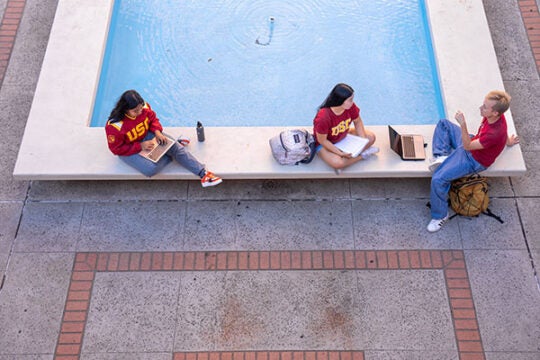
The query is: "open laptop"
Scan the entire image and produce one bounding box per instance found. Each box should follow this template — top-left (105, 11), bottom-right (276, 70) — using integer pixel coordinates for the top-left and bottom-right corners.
top-left (388, 125), bottom-right (426, 160)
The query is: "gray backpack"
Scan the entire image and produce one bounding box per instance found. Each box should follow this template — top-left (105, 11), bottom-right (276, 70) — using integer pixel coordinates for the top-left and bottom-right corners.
top-left (269, 129), bottom-right (316, 165)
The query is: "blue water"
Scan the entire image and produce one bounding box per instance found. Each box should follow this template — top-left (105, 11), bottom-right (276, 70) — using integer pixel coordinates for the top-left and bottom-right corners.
top-left (91, 0), bottom-right (445, 127)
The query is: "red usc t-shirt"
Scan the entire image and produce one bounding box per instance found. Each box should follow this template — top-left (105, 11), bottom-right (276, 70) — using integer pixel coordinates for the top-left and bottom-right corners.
top-left (313, 103), bottom-right (360, 145)
top-left (470, 114), bottom-right (507, 167)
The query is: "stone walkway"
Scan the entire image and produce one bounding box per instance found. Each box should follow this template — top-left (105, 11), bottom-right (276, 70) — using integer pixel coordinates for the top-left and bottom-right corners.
top-left (0, 1), bottom-right (539, 360)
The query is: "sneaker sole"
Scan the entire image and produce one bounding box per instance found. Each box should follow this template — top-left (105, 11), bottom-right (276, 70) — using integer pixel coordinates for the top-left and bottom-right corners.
top-left (202, 178), bottom-right (223, 187)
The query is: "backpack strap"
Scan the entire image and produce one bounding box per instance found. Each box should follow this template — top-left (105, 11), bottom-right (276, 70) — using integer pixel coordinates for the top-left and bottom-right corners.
top-left (482, 208), bottom-right (504, 224)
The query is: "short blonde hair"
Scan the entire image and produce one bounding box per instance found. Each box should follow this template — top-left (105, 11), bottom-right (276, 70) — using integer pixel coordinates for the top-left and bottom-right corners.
top-left (486, 90), bottom-right (511, 114)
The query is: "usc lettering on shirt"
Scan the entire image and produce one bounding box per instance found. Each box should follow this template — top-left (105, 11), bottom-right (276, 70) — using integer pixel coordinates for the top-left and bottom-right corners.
top-left (126, 118), bottom-right (150, 142)
top-left (331, 118), bottom-right (352, 136)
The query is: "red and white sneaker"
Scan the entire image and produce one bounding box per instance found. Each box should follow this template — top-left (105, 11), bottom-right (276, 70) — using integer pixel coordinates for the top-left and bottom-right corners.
top-left (201, 171), bottom-right (223, 187)
top-left (178, 136), bottom-right (191, 146)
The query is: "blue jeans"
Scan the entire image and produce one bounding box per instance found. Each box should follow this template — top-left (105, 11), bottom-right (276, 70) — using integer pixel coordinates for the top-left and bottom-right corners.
top-left (120, 133), bottom-right (205, 177)
top-left (430, 119), bottom-right (486, 219)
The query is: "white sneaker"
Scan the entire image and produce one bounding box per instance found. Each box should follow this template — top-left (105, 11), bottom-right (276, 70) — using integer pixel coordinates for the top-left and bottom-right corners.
top-left (361, 146), bottom-right (380, 159)
top-left (427, 214), bottom-right (449, 232)
top-left (428, 156), bottom-right (448, 172)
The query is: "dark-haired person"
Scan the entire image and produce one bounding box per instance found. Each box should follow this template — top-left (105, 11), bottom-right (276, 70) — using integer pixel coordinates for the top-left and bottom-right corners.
top-left (427, 90), bottom-right (519, 232)
top-left (105, 90), bottom-right (222, 187)
top-left (313, 83), bottom-right (378, 173)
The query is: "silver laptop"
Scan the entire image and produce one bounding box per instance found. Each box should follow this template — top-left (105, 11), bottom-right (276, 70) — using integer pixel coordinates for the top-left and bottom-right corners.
top-left (388, 125), bottom-right (426, 160)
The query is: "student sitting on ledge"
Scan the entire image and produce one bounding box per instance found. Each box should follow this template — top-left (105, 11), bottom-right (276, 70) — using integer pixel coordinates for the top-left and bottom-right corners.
top-left (105, 90), bottom-right (222, 187)
top-left (313, 83), bottom-right (379, 174)
top-left (427, 90), bottom-right (519, 232)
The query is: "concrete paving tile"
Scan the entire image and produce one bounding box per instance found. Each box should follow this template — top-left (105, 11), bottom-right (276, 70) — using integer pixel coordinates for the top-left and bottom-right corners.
top-left (14, 202), bottom-right (84, 252)
top-left (466, 250), bottom-right (540, 352)
top-left (459, 198), bottom-right (526, 250)
top-left (503, 80), bottom-right (540, 152)
top-left (83, 272), bottom-right (180, 353)
top-left (350, 177), bottom-right (431, 199)
top-left (174, 270), bottom-right (362, 351)
top-left (364, 351), bottom-right (458, 360)
top-left (359, 270), bottom-right (455, 351)
top-left (483, 0), bottom-right (539, 81)
top-left (184, 200), bottom-right (354, 250)
top-left (0, 252), bottom-right (73, 354)
top-left (28, 180), bottom-right (189, 201)
top-left (486, 352), bottom-right (540, 360)
top-left (2, 0), bottom-right (59, 88)
top-left (517, 197), bottom-right (540, 266)
top-left (188, 179), bottom-right (351, 200)
top-left (488, 177), bottom-right (514, 197)
top-left (351, 199), bottom-right (462, 250)
top-left (78, 201), bottom-right (186, 252)
top-left (511, 151), bottom-right (540, 197)
top-left (81, 354), bottom-right (170, 360)
top-left (0, 202), bottom-right (23, 253)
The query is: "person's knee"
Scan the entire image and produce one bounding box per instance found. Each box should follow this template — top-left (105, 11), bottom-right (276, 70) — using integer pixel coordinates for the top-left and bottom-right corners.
top-left (140, 167), bottom-right (159, 177)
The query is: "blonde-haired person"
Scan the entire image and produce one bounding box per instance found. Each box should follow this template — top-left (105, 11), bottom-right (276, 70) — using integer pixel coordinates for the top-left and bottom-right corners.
top-left (427, 90), bottom-right (519, 232)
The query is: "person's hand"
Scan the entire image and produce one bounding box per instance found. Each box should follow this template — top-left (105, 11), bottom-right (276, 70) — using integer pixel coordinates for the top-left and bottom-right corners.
top-left (341, 152), bottom-right (353, 159)
top-left (141, 140), bottom-right (156, 151)
top-left (154, 132), bottom-right (167, 145)
top-left (455, 110), bottom-right (466, 126)
top-left (507, 134), bottom-right (520, 146)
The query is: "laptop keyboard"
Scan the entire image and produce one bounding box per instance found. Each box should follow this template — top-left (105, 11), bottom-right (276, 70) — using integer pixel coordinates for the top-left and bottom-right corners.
top-left (402, 136), bottom-right (415, 157)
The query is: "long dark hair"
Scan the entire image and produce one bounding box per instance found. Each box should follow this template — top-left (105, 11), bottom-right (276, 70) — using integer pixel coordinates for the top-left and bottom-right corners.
top-left (319, 83), bottom-right (354, 109)
top-left (108, 90), bottom-right (145, 122)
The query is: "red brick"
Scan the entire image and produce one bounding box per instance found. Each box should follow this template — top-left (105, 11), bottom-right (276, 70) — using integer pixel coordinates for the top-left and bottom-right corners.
top-left (58, 332), bottom-right (82, 344)
top-left (459, 353), bottom-right (485, 360)
top-left (449, 288), bottom-right (472, 299)
top-left (204, 251), bottom-right (217, 270)
top-left (194, 252), bottom-right (205, 270)
top-left (65, 300), bottom-right (88, 311)
top-left (245, 352), bottom-right (256, 360)
top-left (175, 354), bottom-right (186, 360)
top-left (328, 352), bottom-right (339, 360)
top-left (352, 352), bottom-right (364, 360)
top-left (302, 251), bottom-right (312, 269)
top-left (151, 252), bottom-right (163, 270)
top-left (61, 322), bottom-right (85, 333)
top-left (233, 352), bottom-right (244, 360)
top-left (459, 340), bottom-right (483, 352)
top-left (447, 278), bottom-right (470, 288)
top-left (222, 353), bottom-right (233, 360)
top-left (282, 351), bottom-right (292, 360)
top-left (420, 250), bottom-right (432, 268)
top-left (67, 290), bottom-right (90, 301)
top-left (409, 251), bottom-right (421, 268)
top-left (334, 251), bottom-right (345, 269)
top-left (72, 271), bottom-right (94, 281)
top-left (344, 251), bottom-right (356, 269)
top-left (63, 311), bottom-right (87, 322)
top-left (323, 251), bottom-right (334, 269)
top-left (312, 251), bottom-right (323, 269)
top-left (366, 251), bottom-right (377, 268)
top-left (453, 309), bottom-right (476, 319)
top-left (227, 252), bottom-right (238, 270)
top-left (387, 251), bottom-right (398, 269)
top-left (198, 353), bottom-right (209, 360)
top-left (355, 251), bottom-right (366, 268)
top-left (130, 252), bottom-right (141, 270)
top-left (293, 351), bottom-right (304, 360)
top-left (184, 252), bottom-right (195, 270)
top-left (454, 319), bottom-right (479, 330)
top-left (305, 351), bottom-right (316, 360)
top-left (259, 251), bottom-right (270, 269)
top-left (377, 251), bottom-right (388, 269)
top-left (96, 253), bottom-right (108, 271)
top-left (398, 251), bottom-right (409, 268)
top-left (238, 252), bottom-right (249, 269)
top-left (55, 356), bottom-right (79, 360)
top-left (448, 259), bottom-right (466, 269)
top-left (316, 352), bottom-right (328, 360)
top-left (451, 298), bottom-right (474, 309)
top-left (69, 281), bottom-right (92, 291)
top-left (163, 252), bottom-right (173, 270)
top-left (173, 253), bottom-right (184, 270)
top-left (118, 252), bottom-right (130, 271)
top-left (340, 351), bottom-right (352, 360)
top-left (248, 252), bottom-right (259, 269)
top-left (456, 330), bottom-right (481, 341)
top-left (257, 351), bottom-right (269, 360)
top-left (281, 251), bottom-right (291, 269)
top-left (431, 251), bottom-right (443, 268)
top-left (291, 251), bottom-right (302, 269)
top-left (215, 252), bottom-right (226, 270)
top-left (107, 253), bottom-right (119, 271)
top-left (445, 268), bottom-right (468, 278)
top-left (141, 252), bottom-right (155, 271)
top-left (209, 353), bottom-right (220, 360)
top-left (56, 344), bottom-right (81, 355)
top-left (186, 353), bottom-right (197, 360)
top-left (271, 251), bottom-right (282, 269)
top-left (269, 351), bottom-right (280, 360)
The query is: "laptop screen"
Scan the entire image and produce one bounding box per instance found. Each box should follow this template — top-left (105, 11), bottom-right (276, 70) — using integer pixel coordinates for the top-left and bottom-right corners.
top-left (388, 126), bottom-right (402, 155)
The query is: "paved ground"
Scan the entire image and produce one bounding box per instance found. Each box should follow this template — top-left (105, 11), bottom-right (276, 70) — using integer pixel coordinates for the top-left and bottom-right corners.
top-left (0, 1), bottom-right (539, 359)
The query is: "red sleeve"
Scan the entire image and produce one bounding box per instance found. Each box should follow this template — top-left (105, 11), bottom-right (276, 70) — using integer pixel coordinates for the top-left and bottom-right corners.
top-left (145, 103), bottom-right (163, 133)
top-left (105, 123), bottom-right (141, 156)
top-left (313, 108), bottom-right (331, 135)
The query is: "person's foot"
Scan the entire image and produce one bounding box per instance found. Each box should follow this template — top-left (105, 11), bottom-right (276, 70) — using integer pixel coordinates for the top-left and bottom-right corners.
top-left (427, 214), bottom-right (449, 232)
top-left (334, 168), bottom-right (342, 175)
top-left (201, 171), bottom-right (223, 187)
top-left (361, 146), bottom-right (379, 159)
top-left (428, 155), bottom-right (448, 172)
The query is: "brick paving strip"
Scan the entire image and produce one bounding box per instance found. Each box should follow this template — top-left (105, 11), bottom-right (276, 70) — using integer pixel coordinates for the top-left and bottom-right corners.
top-left (519, 0), bottom-right (540, 72)
top-left (54, 250), bottom-right (484, 360)
top-left (0, 0), bottom-right (25, 86)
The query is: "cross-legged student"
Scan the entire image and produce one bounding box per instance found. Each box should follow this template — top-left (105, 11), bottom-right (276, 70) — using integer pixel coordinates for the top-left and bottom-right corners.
top-left (105, 90), bottom-right (223, 187)
top-left (427, 90), bottom-right (519, 232)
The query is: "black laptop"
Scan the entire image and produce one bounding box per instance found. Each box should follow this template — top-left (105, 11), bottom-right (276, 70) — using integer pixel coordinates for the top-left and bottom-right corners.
top-left (388, 125), bottom-right (426, 160)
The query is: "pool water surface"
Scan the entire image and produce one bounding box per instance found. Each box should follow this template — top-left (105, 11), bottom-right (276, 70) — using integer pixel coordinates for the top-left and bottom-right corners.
top-left (91, 0), bottom-right (445, 127)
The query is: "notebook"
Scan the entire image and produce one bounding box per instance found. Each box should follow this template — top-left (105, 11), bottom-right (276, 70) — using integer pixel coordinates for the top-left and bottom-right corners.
top-left (388, 125), bottom-right (426, 160)
top-left (334, 134), bottom-right (370, 158)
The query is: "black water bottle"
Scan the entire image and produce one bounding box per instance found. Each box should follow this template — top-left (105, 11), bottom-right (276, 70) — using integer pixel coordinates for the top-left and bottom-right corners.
top-left (196, 121), bottom-right (205, 142)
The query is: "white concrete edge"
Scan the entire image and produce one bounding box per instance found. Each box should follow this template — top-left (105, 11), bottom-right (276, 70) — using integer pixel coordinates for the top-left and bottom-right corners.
top-left (13, 0), bottom-right (526, 180)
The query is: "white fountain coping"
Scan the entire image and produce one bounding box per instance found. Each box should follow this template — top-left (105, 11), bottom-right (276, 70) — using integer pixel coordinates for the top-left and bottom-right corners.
top-left (13, 0), bottom-right (526, 180)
